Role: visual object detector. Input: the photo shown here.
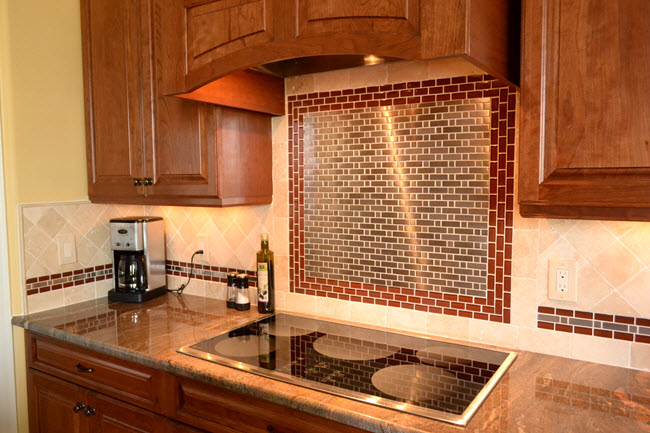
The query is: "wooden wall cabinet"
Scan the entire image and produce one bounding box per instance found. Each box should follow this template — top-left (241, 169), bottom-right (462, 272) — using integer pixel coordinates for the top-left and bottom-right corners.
top-left (82, 0), bottom-right (273, 207)
top-left (519, 0), bottom-right (650, 220)
top-left (160, 0), bottom-right (520, 93)
top-left (25, 332), bottom-right (364, 433)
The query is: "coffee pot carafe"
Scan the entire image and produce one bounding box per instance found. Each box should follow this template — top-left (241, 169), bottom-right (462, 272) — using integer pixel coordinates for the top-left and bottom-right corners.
top-left (109, 217), bottom-right (166, 303)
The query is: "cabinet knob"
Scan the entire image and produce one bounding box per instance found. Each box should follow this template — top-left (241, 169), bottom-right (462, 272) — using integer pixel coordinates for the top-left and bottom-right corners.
top-left (72, 402), bottom-right (85, 413)
top-left (133, 178), bottom-right (143, 186)
top-left (267, 426), bottom-right (274, 433)
top-left (84, 406), bottom-right (95, 417)
top-left (143, 177), bottom-right (153, 186)
top-left (75, 363), bottom-right (94, 373)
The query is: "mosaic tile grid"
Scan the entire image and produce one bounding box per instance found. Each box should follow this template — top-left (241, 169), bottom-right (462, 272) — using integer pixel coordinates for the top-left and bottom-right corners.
top-left (25, 264), bottom-right (113, 296)
top-left (535, 376), bottom-right (650, 422)
top-left (537, 306), bottom-right (650, 345)
top-left (302, 101), bottom-right (491, 297)
top-left (288, 74), bottom-right (517, 323)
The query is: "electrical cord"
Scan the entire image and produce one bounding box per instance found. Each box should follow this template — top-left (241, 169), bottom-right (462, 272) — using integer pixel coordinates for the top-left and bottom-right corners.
top-left (168, 249), bottom-right (204, 295)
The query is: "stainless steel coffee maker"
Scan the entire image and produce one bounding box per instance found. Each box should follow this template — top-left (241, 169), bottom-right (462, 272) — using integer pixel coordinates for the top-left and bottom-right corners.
top-left (108, 217), bottom-right (166, 303)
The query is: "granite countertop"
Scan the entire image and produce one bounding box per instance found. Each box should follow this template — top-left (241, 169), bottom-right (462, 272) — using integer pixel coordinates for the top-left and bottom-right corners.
top-left (12, 294), bottom-right (650, 433)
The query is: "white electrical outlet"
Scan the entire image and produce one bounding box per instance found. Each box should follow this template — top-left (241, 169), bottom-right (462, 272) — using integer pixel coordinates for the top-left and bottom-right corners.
top-left (56, 234), bottom-right (77, 265)
top-left (548, 259), bottom-right (577, 302)
top-left (193, 234), bottom-right (208, 263)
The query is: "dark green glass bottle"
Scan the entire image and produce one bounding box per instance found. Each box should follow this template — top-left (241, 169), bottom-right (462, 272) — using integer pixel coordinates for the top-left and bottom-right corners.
top-left (256, 234), bottom-right (275, 314)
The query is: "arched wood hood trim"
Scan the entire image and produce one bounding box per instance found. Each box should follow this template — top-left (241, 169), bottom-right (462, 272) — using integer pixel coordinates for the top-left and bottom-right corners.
top-left (156, 0), bottom-right (519, 115)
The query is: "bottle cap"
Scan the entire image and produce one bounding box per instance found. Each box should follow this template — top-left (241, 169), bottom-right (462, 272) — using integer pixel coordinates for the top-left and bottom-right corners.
top-left (261, 233), bottom-right (269, 241)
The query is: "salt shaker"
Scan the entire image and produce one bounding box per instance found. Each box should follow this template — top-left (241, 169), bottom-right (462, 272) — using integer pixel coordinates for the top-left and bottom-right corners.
top-left (234, 273), bottom-right (250, 311)
top-left (226, 272), bottom-right (237, 309)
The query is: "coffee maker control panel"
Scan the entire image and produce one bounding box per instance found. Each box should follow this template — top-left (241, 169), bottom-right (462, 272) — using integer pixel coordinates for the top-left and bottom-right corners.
top-left (110, 222), bottom-right (144, 252)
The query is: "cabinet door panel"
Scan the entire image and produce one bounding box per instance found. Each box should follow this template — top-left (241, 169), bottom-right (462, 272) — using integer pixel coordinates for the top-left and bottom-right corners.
top-left (89, 392), bottom-right (163, 433)
top-left (296, 0), bottom-right (419, 38)
top-left (82, 0), bottom-right (149, 199)
top-left (28, 369), bottom-right (86, 433)
top-left (519, 0), bottom-right (650, 220)
top-left (146, 98), bottom-right (218, 198)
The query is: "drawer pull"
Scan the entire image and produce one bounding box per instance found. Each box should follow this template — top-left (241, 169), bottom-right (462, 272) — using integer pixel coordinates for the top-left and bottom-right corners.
top-left (84, 406), bottom-right (95, 417)
top-left (267, 426), bottom-right (274, 433)
top-left (72, 402), bottom-right (85, 413)
top-left (75, 363), bottom-right (94, 373)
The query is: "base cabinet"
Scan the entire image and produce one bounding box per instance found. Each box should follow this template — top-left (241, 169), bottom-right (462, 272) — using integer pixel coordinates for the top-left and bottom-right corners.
top-left (28, 369), bottom-right (164, 433)
top-left (25, 331), bottom-right (365, 433)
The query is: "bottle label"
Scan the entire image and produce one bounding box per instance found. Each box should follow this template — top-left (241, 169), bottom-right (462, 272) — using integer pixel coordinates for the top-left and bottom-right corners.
top-left (257, 262), bottom-right (269, 302)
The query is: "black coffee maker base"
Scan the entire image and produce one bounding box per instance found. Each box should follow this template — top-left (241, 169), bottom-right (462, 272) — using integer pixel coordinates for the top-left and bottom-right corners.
top-left (108, 286), bottom-right (167, 303)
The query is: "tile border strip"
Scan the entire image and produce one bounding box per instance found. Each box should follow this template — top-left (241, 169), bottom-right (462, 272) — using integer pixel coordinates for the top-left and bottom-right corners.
top-left (288, 74), bottom-right (516, 323)
top-left (25, 261), bottom-right (257, 296)
top-left (25, 264), bottom-right (113, 296)
top-left (537, 306), bottom-right (650, 345)
top-left (165, 260), bottom-right (257, 287)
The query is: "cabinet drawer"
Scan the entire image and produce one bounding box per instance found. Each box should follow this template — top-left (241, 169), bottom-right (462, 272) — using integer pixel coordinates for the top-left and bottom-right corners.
top-left (26, 331), bottom-right (165, 411)
top-left (172, 377), bottom-right (365, 433)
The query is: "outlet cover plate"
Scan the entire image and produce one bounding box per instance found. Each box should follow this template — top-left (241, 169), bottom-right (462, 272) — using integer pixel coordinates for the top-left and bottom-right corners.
top-left (548, 259), bottom-right (577, 302)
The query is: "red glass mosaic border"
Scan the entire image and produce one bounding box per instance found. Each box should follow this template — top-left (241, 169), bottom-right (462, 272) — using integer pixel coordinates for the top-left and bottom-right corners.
top-left (288, 74), bottom-right (516, 323)
top-left (25, 264), bottom-right (113, 296)
top-left (537, 306), bottom-right (650, 345)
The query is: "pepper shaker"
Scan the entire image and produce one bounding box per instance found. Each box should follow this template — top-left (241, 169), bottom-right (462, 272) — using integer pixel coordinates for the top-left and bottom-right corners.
top-left (235, 273), bottom-right (250, 311)
top-left (226, 272), bottom-right (237, 308)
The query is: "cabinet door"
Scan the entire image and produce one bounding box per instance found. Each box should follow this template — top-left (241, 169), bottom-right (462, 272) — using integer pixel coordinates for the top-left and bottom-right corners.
top-left (82, 0), bottom-right (150, 200)
top-left (87, 391), bottom-right (164, 433)
top-left (28, 369), bottom-right (86, 433)
top-left (144, 98), bottom-right (218, 200)
top-left (519, 0), bottom-right (650, 220)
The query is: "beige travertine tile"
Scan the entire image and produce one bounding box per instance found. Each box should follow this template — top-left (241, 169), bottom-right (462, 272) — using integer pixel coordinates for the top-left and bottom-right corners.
top-left (27, 289), bottom-right (64, 314)
top-left (574, 264), bottom-right (615, 310)
top-left (591, 292), bottom-right (641, 317)
top-left (469, 319), bottom-right (518, 349)
top-left (39, 208), bottom-right (66, 238)
top-left (273, 218), bottom-right (289, 256)
top-left (426, 313), bottom-right (470, 341)
top-left (619, 270), bottom-right (650, 318)
top-left (285, 74), bottom-right (314, 95)
top-left (274, 255), bottom-right (289, 291)
top-left (601, 220), bottom-right (636, 238)
top-left (591, 242), bottom-right (644, 288)
top-left (386, 60), bottom-right (429, 83)
top-left (349, 302), bottom-right (387, 327)
top-left (64, 284), bottom-right (95, 305)
top-left (386, 306), bottom-right (427, 335)
top-left (94, 278), bottom-right (113, 298)
top-left (517, 327), bottom-right (572, 357)
top-left (630, 342), bottom-right (650, 370)
top-left (204, 281), bottom-right (227, 300)
top-left (426, 57), bottom-right (484, 79)
top-left (537, 219), bottom-right (564, 255)
top-left (272, 142), bottom-right (289, 182)
top-left (315, 296), bottom-right (350, 322)
top-left (564, 220), bottom-right (617, 262)
top-left (273, 180), bottom-right (289, 218)
top-left (512, 204), bottom-right (539, 230)
top-left (348, 63), bottom-right (388, 88)
top-left (283, 292), bottom-right (317, 315)
top-left (510, 277), bottom-right (537, 328)
top-left (313, 68), bottom-right (351, 93)
top-left (272, 115), bottom-right (288, 145)
top-left (620, 222), bottom-right (650, 265)
top-left (570, 333), bottom-right (630, 368)
top-left (511, 229), bottom-right (538, 279)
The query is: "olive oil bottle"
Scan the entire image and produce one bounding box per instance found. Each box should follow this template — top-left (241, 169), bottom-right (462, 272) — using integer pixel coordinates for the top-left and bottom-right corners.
top-left (256, 234), bottom-right (275, 314)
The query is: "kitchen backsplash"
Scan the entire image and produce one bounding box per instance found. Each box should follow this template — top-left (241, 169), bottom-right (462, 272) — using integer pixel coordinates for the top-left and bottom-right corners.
top-left (18, 59), bottom-right (650, 370)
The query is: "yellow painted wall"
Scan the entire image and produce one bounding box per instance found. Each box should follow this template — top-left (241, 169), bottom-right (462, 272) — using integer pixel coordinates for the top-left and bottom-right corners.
top-left (0, 0), bottom-right (88, 430)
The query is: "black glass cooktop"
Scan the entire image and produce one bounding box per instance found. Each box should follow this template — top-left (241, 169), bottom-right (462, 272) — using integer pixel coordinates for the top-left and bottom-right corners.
top-left (178, 313), bottom-right (516, 426)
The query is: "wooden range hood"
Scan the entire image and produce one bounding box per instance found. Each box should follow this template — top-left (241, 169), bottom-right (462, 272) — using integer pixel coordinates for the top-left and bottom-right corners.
top-left (160, 0), bottom-right (520, 116)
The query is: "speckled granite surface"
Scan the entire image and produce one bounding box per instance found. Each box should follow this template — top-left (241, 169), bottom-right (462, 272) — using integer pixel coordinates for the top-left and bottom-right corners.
top-left (12, 294), bottom-right (650, 432)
